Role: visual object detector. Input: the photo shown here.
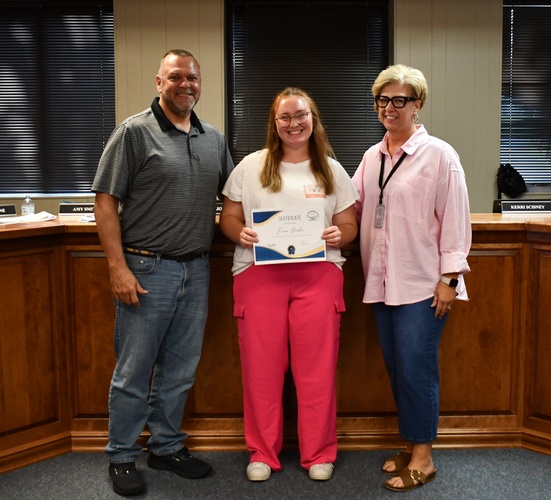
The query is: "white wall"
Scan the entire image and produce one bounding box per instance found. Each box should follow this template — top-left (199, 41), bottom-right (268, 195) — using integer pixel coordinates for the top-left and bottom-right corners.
top-left (4, 0), bottom-right (502, 213)
top-left (393, 0), bottom-right (502, 211)
top-left (112, 0), bottom-right (505, 213)
top-left (113, 0), bottom-right (226, 130)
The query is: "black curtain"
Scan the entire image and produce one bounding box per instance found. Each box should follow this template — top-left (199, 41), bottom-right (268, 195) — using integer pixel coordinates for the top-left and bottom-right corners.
top-left (226, 0), bottom-right (389, 175)
top-left (0, 0), bottom-right (115, 194)
top-left (501, 1), bottom-right (551, 187)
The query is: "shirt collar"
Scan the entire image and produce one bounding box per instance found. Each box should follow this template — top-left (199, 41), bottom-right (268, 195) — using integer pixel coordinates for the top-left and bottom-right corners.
top-left (151, 97), bottom-right (205, 134)
top-left (380, 124), bottom-right (427, 156)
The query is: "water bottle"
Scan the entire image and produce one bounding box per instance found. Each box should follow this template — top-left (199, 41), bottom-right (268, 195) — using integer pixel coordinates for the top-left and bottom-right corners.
top-left (21, 195), bottom-right (35, 215)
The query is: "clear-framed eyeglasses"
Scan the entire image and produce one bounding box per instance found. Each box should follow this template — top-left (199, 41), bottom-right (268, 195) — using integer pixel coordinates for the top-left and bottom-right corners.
top-left (375, 96), bottom-right (417, 109)
top-left (275, 111), bottom-right (310, 126)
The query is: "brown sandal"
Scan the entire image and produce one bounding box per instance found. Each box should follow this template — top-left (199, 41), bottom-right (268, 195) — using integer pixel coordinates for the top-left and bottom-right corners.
top-left (385, 467), bottom-right (437, 491)
top-left (381, 451), bottom-right (412, 475)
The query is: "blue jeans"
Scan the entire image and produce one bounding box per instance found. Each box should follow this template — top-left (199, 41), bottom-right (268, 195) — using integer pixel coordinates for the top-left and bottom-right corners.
top-left (371, 297), bottom-right (447, 443)
top-left (105, 253), bottom-right (210, 463)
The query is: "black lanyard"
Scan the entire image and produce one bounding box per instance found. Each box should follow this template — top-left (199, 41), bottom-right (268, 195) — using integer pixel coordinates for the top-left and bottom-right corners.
top-left (378, 151), bottom-right (408, 204)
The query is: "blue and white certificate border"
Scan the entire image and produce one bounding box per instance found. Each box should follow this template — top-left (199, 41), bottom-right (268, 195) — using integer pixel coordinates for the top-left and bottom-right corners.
top-left (252, 209), bottom-right (326, 265)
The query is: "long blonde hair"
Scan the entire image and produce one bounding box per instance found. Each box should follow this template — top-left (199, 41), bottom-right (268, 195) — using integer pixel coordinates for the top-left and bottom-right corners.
top-left (261, 87), bottom-right (336, 194)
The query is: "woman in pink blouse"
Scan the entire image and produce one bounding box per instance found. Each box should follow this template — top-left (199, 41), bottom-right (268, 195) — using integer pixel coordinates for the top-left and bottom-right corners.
top-left (352, 64), bottom-right (471, 492)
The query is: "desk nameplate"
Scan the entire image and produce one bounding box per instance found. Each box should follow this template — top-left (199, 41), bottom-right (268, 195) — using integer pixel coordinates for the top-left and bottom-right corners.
top-left (501, 200), bottom-right (551, 214)
top-left (59, 203), bottom-right (95, 215)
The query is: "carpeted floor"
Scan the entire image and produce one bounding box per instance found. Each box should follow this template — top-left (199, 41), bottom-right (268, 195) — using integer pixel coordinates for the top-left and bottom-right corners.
top-left (0, 448), bottom-right (549, 499)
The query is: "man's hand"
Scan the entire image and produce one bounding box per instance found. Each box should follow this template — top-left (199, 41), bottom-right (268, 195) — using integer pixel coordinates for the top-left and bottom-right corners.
top-left (109, 265), bottom-right (148, 306)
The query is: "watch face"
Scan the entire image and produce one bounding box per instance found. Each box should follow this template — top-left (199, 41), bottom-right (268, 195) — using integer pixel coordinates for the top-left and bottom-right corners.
top-left (449, 278), bottom-right (459, 288)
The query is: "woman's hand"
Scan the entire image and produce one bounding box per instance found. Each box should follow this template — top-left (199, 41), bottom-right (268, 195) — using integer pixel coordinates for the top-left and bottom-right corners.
top-left (239, 226), bottom-right (259, 248)
top-left (431, 281), bottom-right (457, 319)
top-left (322, 225), bottom-right (342, 247)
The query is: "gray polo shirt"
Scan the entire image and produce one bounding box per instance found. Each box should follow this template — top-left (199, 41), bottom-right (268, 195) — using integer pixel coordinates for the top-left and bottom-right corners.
top-left (92, 98), bottom-right (234, 255)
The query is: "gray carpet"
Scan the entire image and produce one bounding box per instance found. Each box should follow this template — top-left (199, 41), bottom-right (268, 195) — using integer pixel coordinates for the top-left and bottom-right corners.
top-left (0, 448), bottom-right (549, 499)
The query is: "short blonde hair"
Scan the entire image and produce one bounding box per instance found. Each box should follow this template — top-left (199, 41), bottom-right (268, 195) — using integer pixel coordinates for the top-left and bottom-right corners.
top-left (372, 64), bottom-right (428, 110)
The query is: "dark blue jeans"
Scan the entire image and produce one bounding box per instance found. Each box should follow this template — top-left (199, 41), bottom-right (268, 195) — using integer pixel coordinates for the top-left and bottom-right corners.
top-left (371, 297), bottom-right (447, 443)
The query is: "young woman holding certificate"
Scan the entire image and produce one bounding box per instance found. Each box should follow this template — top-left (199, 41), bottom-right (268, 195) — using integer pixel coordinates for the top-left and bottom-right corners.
top-left (220, 87), bottom-right (357, 482)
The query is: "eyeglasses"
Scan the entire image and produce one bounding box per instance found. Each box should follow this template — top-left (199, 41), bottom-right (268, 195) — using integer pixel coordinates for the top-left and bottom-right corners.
top-left (375, 96), bottom-right (417, 109)
top-left (275, 111), bottom-right (310, 126)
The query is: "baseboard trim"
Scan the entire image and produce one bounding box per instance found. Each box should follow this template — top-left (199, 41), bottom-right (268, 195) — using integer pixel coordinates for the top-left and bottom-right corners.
top-left (0, 432), bottom-right (72, 474)
top-left (2, 427), bottom-right (549, 474)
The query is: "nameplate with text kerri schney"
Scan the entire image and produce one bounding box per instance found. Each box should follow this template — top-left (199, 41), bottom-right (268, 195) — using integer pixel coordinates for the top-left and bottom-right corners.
top-left (501, 200), bottom-right (551, 214)
top-left (59, 202), bottom-right (95, 215)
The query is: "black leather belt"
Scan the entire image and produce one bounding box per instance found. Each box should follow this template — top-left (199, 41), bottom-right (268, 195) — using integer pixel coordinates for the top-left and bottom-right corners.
top-left (123, 247), bottom-right (205, 262)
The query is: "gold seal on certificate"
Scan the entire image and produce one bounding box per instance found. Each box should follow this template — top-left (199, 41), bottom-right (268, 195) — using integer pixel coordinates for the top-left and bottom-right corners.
top-left (252, 206), bottom-right (326, 265)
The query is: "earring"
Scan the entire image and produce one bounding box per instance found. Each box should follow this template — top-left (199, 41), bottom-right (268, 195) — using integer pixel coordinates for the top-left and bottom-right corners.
top-left (412, 113), bottom-right (419, 123)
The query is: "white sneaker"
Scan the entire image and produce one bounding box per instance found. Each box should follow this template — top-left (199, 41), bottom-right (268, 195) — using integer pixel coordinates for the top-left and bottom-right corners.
top-left (309, 462), bottom-right (334, 481)
top-left (246, 462), bottom-right (271, 481)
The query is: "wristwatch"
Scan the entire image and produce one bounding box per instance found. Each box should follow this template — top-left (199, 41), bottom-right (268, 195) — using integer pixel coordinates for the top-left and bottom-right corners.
top-left (440, 276), bottom-right (459, 288)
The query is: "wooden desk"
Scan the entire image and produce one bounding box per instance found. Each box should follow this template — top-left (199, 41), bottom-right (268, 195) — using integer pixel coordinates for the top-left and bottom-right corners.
top-left (1, 214), bottom-right (550, 472)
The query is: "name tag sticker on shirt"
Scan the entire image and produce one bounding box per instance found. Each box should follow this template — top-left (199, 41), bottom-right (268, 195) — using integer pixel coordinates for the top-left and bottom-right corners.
top-left (304, 185), bottom-right (326, 198)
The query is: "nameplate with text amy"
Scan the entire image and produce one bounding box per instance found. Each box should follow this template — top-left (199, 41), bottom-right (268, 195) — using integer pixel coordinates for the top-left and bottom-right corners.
top-left (59, 203), bottom-right (95, 215)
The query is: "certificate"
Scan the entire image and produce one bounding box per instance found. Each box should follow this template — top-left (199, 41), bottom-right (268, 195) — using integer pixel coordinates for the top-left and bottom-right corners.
top-left (252, 207), bottom-right (326, 265)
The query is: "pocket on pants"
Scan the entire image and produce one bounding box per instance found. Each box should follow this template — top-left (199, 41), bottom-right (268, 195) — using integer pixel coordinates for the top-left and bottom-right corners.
top-left (333, 297), bottom-right (346, 314)
top-left (124, 253), bottom-right (157, 275)
top-left (233, 302), bottom-right (245, 318)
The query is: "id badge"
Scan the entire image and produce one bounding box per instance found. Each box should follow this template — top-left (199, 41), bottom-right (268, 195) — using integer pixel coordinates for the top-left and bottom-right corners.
top-left (374, 204), bottom-right (385, 228)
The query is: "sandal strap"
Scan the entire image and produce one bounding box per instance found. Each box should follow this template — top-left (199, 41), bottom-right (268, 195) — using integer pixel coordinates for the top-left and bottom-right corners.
top-left (386, 467), bottom-right (437, 492)
top-left (408, 469), bottom-right (428, 484)
top-left (394, 467), bottom-right (428, 488)
top-left (391, 451), bottom-right (412, 470)
top-left (383, 451), bottom-right (412, 473)
top-left (396, 467), bottom-right (419, 490)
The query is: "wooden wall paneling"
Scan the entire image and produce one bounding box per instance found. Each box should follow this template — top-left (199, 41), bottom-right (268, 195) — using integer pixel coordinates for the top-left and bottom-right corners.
top-left (0, 242), bottom-right (72, 472)
top-left (188, 251), bottom-right (242, 417)
top-left (440, 245), bottom-right (523, 414)
top-left (184, 248), bottom-right (246, 450)
top-left (525, 246), bottom-right (551, 436)
top-left (436, 244), bottom-right (527, 448)
top-left (336, 249), bottom-right (399, 451)
top-left (337, 251), bottom-right (395, 416)
top-left (64, 242), bottom-right (116, 451)
top-left (68, 248), bottom-right (115, 418)
top-left (3, 220), bottom-right (551, 471)
top-left (337, 243), bottom-right (527, 450)
top-left (0, 251), bottom-right (57, 431)
top-left (183, 238), bottom-right (244, 450)
top-left (67, 247), bottom-right (114, 447)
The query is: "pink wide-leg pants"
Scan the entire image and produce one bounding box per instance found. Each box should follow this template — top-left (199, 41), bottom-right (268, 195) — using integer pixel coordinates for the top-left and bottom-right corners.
top-left (233, 262), bottom-right (345, 470)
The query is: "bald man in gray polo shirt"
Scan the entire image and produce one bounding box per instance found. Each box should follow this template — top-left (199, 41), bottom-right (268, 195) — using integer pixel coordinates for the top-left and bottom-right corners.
top-left (93, 49), bottom-right (233, 497)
